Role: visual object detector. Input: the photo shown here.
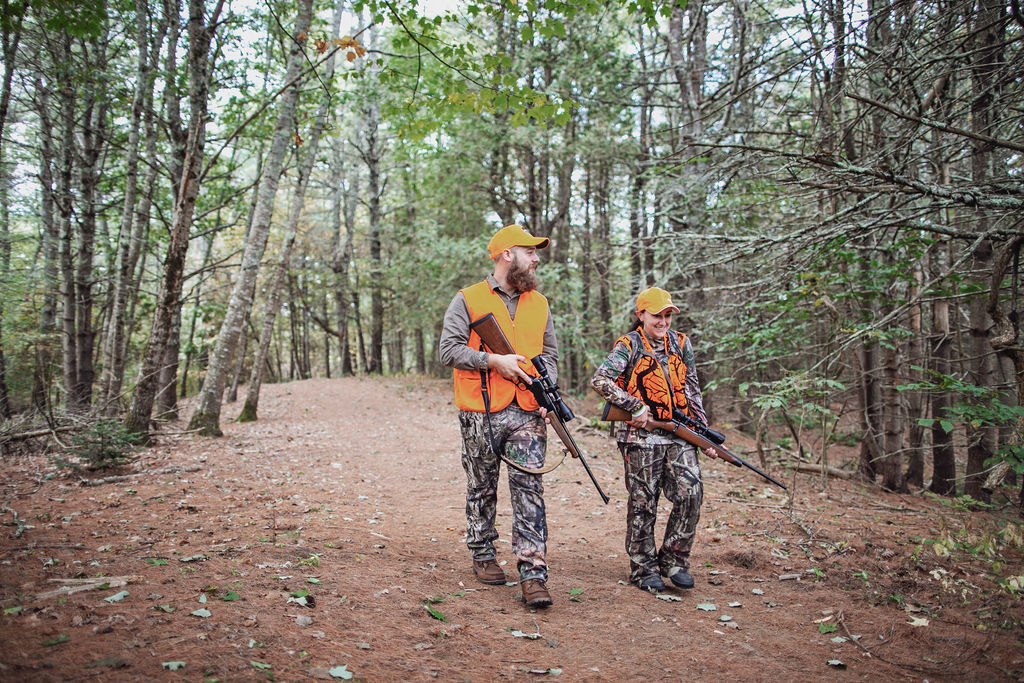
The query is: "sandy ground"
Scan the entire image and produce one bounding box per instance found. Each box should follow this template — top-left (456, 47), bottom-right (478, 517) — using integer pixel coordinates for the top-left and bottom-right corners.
top-left (1, 375), bottom-right (1022, 681)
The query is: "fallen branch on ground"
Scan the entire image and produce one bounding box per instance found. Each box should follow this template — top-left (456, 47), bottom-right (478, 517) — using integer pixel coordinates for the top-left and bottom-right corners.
top-left (793, 462), bottom-right (855, 479)
top-left (79, 464), bottom-right (201, 486)
top-left (35, 575), bottom-right (140, 601)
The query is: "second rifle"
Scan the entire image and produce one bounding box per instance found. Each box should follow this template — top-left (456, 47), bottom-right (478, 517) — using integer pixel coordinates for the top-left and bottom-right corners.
top-left (602, 403), bottom-right (787, 490)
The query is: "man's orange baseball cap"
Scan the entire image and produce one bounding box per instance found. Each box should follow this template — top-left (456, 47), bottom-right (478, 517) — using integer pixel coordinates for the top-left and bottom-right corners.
top-left (487, 224), bottom-right (550, 259)
top-left (636, 287), bottom-right (680, 314)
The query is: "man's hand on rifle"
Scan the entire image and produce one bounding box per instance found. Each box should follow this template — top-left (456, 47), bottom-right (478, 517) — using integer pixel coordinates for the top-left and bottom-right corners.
top-left (487, 352), bottom-right (532, 384)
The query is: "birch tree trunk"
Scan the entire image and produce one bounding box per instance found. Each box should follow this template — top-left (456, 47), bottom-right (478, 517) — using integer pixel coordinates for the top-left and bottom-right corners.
top-left (187, 0), bottom-right (313, 435)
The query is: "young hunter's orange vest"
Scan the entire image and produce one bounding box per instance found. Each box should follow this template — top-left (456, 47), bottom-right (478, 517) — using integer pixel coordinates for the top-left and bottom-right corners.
top-left (614, 328), bottom-right (692, 421)
top-left (453, 280), bottom-right (548, 413)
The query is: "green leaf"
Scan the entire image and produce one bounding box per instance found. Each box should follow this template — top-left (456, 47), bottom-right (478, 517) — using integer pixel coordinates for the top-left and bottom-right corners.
top-left (162, 661), bottom-right (186, 671)
top-left (307, 577), bottom-right (322, 585)
top-left (155, 604), bottom-right (174, 613)
top-left (696, 603), bottom-right (717, 611)
top-left (250, 661), bottom-right (272, 671)
top-left (220, 591), bottom-right (240, 602)
top-left (656, 594), bottom-right (682, 602)
top-left (423, 603), bottom-right (447, 622)
top-left (146, 558), bottom-right (169, 566)
top-left (42, 634), bottom-right (70, 646)
top-left (3, 606), bottom-right (22, 615)
top-left (818, 622), bottom-right (838, 633)
top-left (191, 608), bottom-right (212, 618)
top-left (104, 590), bottom-right (129, 603)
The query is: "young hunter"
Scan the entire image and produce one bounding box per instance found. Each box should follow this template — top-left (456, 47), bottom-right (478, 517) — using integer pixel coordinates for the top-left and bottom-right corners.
top-left (438, 224), bottom-right (560, 609)
top-left (591, 286), bottom-right (721, 593)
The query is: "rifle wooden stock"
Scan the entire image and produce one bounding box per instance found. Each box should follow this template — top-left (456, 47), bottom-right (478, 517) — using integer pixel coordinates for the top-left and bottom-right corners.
top-left (468, 313), bottom-right (610, 503)
top-left (469, 313), bottom-right (516, 356)
top-left (602, 403), bottom-right (787, 490)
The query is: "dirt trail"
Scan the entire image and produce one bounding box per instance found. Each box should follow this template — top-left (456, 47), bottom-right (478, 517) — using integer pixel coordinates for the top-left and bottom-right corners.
top-left (1, 376), bottom-right (1021, 680)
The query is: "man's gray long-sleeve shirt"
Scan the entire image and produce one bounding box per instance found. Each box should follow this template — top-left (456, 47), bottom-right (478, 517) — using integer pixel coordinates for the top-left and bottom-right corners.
top-left (438, 274), bottom-right (559, 385)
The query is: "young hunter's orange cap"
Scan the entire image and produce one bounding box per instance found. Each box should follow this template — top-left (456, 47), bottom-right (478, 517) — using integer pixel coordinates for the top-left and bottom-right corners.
top-left (487, 224), bottom-right (550, 259)
top-left (636, 287), bottom-right (680, 314)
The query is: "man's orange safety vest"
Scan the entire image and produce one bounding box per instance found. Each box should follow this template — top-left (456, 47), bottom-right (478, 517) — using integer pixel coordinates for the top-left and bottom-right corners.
top-left (453, 280), bottom-right (549, 412)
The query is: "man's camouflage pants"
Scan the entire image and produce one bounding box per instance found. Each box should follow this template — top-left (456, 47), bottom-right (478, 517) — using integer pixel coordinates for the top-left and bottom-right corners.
top-left (618, 441), bottom-right (703, 585)
top-left (459, 403), bottom-right (548, 582)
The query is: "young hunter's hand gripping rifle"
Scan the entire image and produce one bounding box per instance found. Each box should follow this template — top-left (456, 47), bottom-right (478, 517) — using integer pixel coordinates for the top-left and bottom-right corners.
top-left (469, 313), bottom-right (610, 504)
top-left (602, 403), bottom-right (788, 490)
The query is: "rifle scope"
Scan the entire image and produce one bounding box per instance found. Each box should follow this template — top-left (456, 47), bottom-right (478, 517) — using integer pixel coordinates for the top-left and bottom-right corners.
top-left (530, 356), bottom-right (574, 423)
top-left (674, 409), bottom-right (726, 445)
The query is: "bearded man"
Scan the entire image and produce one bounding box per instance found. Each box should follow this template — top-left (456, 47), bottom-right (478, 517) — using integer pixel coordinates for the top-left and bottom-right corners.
top-left (439, 224), bottom-right (559, 609)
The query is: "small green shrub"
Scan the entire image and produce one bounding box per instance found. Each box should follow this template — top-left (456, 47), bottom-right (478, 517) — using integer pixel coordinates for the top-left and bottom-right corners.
top-left (55, 419), bottom-right (142, 471)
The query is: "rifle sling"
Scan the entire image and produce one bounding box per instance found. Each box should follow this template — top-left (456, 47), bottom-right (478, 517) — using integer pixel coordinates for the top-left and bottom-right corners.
top-left (478, 366), bottom-right (565, 476)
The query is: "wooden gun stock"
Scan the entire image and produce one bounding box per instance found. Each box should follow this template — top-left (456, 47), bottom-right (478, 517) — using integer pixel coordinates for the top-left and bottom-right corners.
top-left (602, 403), bottom-right (787, 490)
top-left (469, 312), bottom-right (516, 357)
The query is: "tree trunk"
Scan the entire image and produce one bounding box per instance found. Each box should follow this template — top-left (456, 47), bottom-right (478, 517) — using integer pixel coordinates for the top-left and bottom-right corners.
top-left (929, 241), bottom-right (956, 495)
top-left (0, 152), bottom-right (10, 418)
top-left (904, 254), bottom-right (926, 487)
top-left (71, 35), bottom-right (110, 414)
top-left (962, 0), bottom-right (1005, 501)
top-left (100, 0), bottom-right (166, 415)
top-left (155, 307), bottom-right (182, 419)
top-left (56, 33), bottom-right (80, 412)
top-left (331, 139), bottom-right (356, 376)
top-left (187, 0), bottom-right (313, 436)
top-left (363, 102), bottom-right (384, 375)
top-left (125, 0), bottom-right (224, 438)
top-left (239, 19), bottom-right (336, 418)
top-left (31, 78), bottom-right (59, 413)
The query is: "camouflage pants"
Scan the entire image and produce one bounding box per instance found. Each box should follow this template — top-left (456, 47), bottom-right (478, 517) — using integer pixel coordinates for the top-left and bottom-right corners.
top-left (459, 403), bottom-right (548, 582)
top-left (618, 441), bottom-right (703, 585)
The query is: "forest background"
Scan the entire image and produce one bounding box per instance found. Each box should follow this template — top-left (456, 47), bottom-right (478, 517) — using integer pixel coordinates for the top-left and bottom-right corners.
top-left (0, 0), bottom-right (1022, 511)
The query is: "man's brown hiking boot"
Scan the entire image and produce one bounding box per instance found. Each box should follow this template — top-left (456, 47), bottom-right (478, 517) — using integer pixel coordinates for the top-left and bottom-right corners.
top-left (520, 579), bottom-right (553, 608)
top-left (473, 559), bottom-right (506, 585)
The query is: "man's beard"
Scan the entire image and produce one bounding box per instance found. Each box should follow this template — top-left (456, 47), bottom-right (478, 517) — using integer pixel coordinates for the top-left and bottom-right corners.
top-left (507, 256), bottom-right (538, 293)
